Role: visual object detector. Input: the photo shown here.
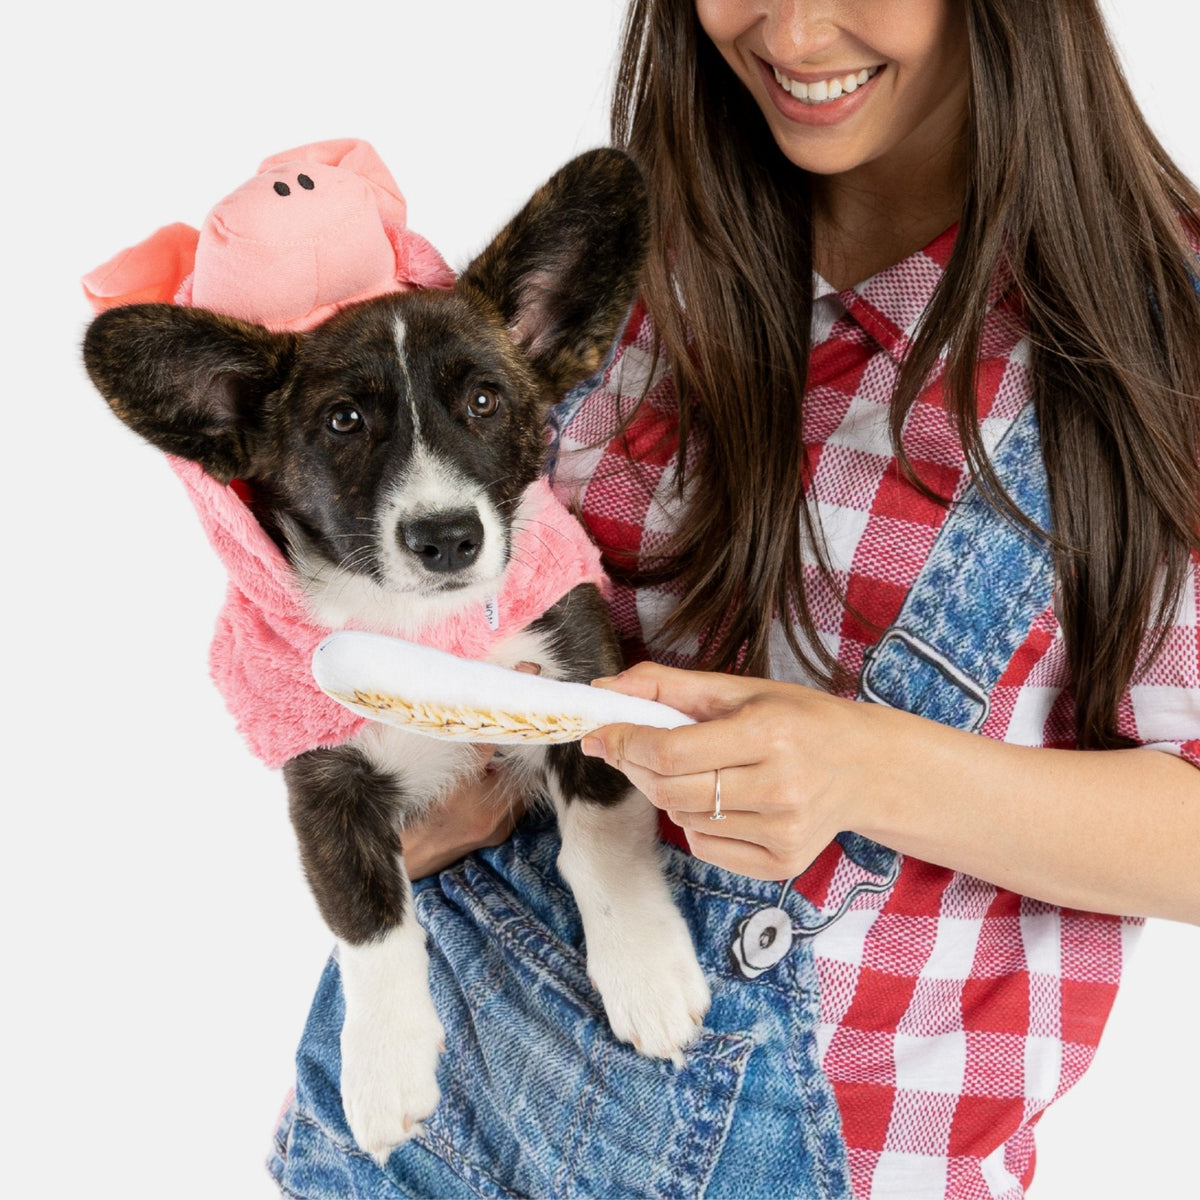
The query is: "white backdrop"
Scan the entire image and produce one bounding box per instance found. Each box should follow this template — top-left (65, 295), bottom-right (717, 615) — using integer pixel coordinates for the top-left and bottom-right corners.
top-left (4, 3), bottom-right (1196, 1197)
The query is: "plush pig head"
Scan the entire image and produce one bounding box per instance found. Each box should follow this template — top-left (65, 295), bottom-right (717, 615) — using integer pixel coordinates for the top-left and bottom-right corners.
top-left (82, 138), bottom-right (455, 331)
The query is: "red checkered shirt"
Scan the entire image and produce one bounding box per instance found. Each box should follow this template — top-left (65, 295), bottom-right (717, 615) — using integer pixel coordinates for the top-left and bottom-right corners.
top-left (553, 225), bottom-right (1200, 1199)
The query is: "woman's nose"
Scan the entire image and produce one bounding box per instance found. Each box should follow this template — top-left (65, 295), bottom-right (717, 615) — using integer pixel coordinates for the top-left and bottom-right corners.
top-left (760, 1), bottom-right (842, 66)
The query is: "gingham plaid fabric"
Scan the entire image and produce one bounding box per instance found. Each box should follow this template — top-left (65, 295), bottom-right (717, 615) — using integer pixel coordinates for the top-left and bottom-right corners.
top-left (553, 225), bottom-right (1200, 1199)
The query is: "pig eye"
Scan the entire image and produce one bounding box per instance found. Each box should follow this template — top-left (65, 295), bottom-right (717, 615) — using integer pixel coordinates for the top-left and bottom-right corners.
top-left (327, 405), bottom-right (364, 434)
top-left (467, 388), bottom-right (500, 419)
top-left (297, 174), bottom-right (315, 190)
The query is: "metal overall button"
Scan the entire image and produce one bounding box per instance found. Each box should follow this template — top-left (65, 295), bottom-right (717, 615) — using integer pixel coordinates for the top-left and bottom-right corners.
top-left (730, 907), bottom-right (794, 980)
top-left (729, 856), bottom-right (901, 982)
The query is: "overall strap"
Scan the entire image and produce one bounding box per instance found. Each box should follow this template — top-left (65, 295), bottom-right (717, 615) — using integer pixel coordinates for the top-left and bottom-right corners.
top-left (859, 249), bottom-right (1198, 729)
top-left (826, 262), bottom-right (1198, 881)
top-left (858, 400), bottom-right (1054, 730)
top-left (836, 400), bottom-right (1055, 877)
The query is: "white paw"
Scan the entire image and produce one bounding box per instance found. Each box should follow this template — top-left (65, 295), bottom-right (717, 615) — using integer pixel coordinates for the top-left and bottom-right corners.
top-left (588, 901), bottom-right (712, 1064)
top-left (340, 994), bottom-right (445, 1162)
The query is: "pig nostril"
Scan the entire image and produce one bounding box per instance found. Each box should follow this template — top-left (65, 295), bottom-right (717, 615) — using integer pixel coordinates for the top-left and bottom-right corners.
top-left (274, 181), bottom-right (291, 197)
top-left (297, 174), bottom-right (315, 190)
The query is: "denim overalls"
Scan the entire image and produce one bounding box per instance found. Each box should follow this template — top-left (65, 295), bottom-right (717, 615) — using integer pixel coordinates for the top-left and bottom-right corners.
top-left (269, 401), bottom-right (1054, 1200)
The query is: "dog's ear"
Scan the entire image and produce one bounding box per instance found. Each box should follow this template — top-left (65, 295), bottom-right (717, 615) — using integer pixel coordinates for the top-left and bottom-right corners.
top-left (83, 304), bottom-right (297, 483)
top-left (459, 148), bottom-right (649, 396)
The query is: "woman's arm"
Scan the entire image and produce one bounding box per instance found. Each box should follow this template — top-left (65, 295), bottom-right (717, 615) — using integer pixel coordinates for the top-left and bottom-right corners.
top-left (582, 662), bottom-right (1200, 925)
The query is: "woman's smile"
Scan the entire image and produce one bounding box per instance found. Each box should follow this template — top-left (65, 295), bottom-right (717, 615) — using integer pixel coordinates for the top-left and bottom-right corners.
top-left (756, 55), bottom-right (885, 126)
top-left (697, 0), bottom-right (969, 178)
top-left (770, 62), bottom-right (882, 104)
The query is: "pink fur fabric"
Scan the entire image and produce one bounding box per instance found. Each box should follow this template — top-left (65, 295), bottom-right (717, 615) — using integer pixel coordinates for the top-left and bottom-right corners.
top-left (84, 139), bottom-right (604, 768)
top-left (176, 464), bottom-right (603, 767)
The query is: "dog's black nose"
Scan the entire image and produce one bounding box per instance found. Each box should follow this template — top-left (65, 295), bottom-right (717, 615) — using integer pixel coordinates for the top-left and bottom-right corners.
top-left (402, 512), bottom-right (485, 573)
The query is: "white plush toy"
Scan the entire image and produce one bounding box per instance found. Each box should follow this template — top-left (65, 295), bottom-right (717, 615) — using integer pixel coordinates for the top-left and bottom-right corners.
top-left (313, 631), bottom-right (692, 744)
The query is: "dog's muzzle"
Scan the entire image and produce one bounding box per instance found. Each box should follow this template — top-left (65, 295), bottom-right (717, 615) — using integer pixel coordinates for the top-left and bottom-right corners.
top-left (401, 511), bottom-right (485, 573)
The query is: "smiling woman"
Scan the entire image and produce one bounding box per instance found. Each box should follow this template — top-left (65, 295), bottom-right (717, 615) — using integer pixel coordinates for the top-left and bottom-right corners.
top-left (694, 0), bottom-right (973, 286)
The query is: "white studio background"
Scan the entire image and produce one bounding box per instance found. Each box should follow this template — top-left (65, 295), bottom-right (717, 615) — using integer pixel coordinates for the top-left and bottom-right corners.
top-left (3, 3), bottom-right (1195, 1197)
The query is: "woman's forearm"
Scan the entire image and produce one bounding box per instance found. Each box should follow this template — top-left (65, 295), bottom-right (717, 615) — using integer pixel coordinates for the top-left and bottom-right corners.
top-left (858, 706), bottom-right (1200, 923)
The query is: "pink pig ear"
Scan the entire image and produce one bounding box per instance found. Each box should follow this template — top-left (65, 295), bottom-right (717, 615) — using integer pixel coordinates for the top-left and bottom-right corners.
top-left (388, 225), bottom-right (457, 291)
top-left (81, 223), bottom-right (200, 314)
top-left (255, 138), bottom-right (408, 227)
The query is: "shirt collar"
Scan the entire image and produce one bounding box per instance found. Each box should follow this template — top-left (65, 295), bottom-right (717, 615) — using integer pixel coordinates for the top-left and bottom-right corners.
top-left (815, 224), bottom-right (1016, 364)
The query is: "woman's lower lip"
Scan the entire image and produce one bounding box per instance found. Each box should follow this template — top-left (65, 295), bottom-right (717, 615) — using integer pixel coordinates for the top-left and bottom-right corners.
top-left (755, 57), bottom-right (883, 127)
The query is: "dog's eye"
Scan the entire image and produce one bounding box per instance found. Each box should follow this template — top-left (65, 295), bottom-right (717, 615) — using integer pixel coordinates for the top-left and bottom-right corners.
top-left (327, 406), bottom-right (364, 434)
top-left (467, 388), bottom-right (500, 419)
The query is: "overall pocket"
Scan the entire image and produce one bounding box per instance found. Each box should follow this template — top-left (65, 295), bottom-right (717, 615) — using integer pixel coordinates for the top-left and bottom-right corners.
top-left (405, 854), bottom-right (757, 1200)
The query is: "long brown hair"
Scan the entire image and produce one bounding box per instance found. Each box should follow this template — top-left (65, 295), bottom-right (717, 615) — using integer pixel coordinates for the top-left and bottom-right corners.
top-left (609, 0), bottom-right (1200, 750)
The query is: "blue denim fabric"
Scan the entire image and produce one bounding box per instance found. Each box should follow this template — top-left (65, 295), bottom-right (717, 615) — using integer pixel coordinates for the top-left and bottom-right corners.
top-left (846, 401), bottom-right (1055, 877)
top-left (858, 401), bottom-right (1053, 731)
top-left (269, 820), bottom-right (853, 1199)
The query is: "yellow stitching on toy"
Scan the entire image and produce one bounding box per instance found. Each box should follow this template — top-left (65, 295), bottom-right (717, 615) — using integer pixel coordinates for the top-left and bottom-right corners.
top-left (324, 689), bottom-right (594, 743)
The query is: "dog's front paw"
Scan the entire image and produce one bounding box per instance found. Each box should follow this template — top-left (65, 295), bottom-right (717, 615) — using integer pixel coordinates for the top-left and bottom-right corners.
top-left (340, 997), bottom-right (445, 1163)
top-left (588, 903), bottom-right (712, 1064)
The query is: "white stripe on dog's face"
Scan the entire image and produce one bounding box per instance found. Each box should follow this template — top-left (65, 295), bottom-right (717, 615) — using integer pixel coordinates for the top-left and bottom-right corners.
top-left (371, 313), bottom-right (507, 598)
top-left (392, 314), bottom-right (420, 440)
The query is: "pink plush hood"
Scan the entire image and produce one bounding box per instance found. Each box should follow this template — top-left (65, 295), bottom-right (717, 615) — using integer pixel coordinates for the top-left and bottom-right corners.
top-left (84, 139), bottom-right (604, 767)
top-left (174, 465), bottom-right (603, 767)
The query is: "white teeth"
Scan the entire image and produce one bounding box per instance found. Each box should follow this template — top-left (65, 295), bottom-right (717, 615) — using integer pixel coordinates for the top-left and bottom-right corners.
top-left (772, 64), bottom-right (880, 106)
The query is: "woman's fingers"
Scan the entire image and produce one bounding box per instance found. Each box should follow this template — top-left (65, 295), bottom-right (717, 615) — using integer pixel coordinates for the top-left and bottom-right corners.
top-left (584, 724), bottom-right (732, 809)
top-left (590, 659), bottom-right (767, 722)
top-left (583, 699), bottom-right (762, 774)
top-left (581, 665), bottom-right (877, 882)
top-left (586, 732), bottom-right (778, 846)
top-left (677, 826), bottom-right (797, 883)
top-left (582, 693), bottom-right (776, 816)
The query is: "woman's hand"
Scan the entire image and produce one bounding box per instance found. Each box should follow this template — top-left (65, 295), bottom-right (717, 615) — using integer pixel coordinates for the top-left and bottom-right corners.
top-left (580, 661), bottom-right (888, 880)
top-left (401, 745), bottom-right (524, 880)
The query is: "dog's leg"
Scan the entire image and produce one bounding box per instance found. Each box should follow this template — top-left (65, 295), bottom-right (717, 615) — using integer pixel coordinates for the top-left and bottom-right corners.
top-left (285, 743), bottom-right (444, 1160)
top-left (547, 746), bottom-right (712, 1061)
top-left (336, 896), bottom-right (443, 1159)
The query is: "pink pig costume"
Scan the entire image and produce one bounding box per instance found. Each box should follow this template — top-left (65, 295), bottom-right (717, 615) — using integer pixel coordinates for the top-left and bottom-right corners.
top-left (83, 138), bottom-right (605, 768)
